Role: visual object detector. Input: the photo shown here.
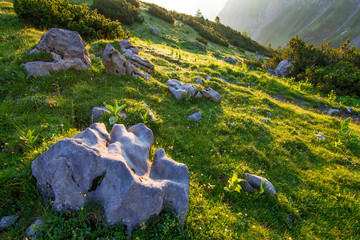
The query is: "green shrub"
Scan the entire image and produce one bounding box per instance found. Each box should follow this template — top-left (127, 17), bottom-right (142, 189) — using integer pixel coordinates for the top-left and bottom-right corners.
top-left (147, 3), bottom-right (174, 24)
top-left (13, 0), bottom-right (129, 40)
top-left (93, 0), bottom-right (143, 25)
top-left (244, 59), bottom-right (263, 69)
top-left (196, 36), bottom-right (207, 45)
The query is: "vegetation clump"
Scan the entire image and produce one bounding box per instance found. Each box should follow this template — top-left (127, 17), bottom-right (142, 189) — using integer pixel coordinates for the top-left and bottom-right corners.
top-left (93, 0), bottom-right (143, 25)
top-left (147, 3), bottom-right (174, 24)
top-left (13, 0), bottom-right (129, 40)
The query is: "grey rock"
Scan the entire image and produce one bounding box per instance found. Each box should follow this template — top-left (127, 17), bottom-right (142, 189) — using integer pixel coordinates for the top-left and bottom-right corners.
top-left (194, 92), bottom-right (203, 99)
top-left (24, 219), bottom-right (44, 239)
top-left (268, 69), bottom-right (276, 76)
top-left (190, 41), bottom-right (206, 51)
top-left (347, 107), bottom-right (353, 113)
top-left (0, 215), bottom-right (19, 228)
top-left (166, 79), bottom-right (197, 101)
top-left (31, 123), bottom-right (190, 232)
top-left (243, 173), bottom-right (276, 195)
top-left (195, 77), bottom-right (204, 85)
top-left (261, 118), bottom-right (270, 123)
top-left (90, 106), bottom-right (127, 123)
top-left (151, 29), bottom-right (159, 35)
top-left (316, 134), bottom-right (326, 140)
top-left (323, 104), bottom-right (328, 109)
top-left (143, 103), bottom-right (157, 120)
top-left (214, 51), bottom-right (220, 57)
top-left (206, 76), bottom-right (212, 81)
top-left (200, 88), bottom-right (222, 102)
top-left (328, 109), bottom-right (340, 116)
top-left (23, 28), bottom-right (92, 76)
top-left (255, 55), bottom-right (261, 60)
top-left (222, 56), bottom-right (237, 64)
top-left (287, 216), bottom-right (295, 223)
top-left (188, 111), bottom-right (202, 122)
top-left (29, 48), bottom-right (40, 55)
top-left (119, 39), bottom-right (140, 55)
top-left (274, 60), bottom-right (293, 77)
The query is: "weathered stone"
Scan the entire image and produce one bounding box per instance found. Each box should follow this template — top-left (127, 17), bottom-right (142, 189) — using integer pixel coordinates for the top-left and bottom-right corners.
top-left (190, 41), bottom-right (206, 51)
top-left (195, 77), bottom-right (204, 85)
top-left (151, 29), bottom-right (159, 35)
top-left (268, 69), bottom-right (276, 76)
top-left (0, 215), bottom-right (19, 229)
top-left (194, 92), bottom-right (203, 99)
top-left (214, 51), bottom-right (220, 57)
top-left (127, 54), bottom-right (155, 72)
top-left (166, 79), bottom-right (197, 101)
top-left (206, 76), bottom-right (212, 81)
top-left (119, 39), bottom-right (140, 55)
top-left (188, 111), bottom-right (202, 122)
top-left (275, 60), bottom-right (293, 77)
top-left (328, 109), bottom-right (340, 116)
top-left (316, 134), bottom-right (326, 140)
top-left (243, 173), bottom-right (276, 195)
top-left (31, 123), bottom-right (190, 232)
top-left (200, 88), bottom-right (222, 102)
top-left (143, 103), bottom-right (157, 120)
top-left (103, 43), bottom-right (129, 76)
top-left (222, 56), bottom-right (237, 64)
top-left (261, 118), bottom-right (270, 124)
top-left (24, 219), bottom-right (44, 239)
top-left (347, 107), bottom-right (353, 113)
top-left (90, 106), bottom-right (127, 123)
top-left (23, 28), bottom-right (92, 76)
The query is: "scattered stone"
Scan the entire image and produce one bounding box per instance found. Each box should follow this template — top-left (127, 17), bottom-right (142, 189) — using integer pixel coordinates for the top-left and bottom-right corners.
top-left (24, 219), bottom-right (44, 239)
top-left (261, 118), bottom-right (270, 124)
top-left (188, 111), bottom-right (202, 122)
top-left (268, 69), bottom-right (276, 76)
top-left (119, 39), bottom-right (140, 55)
top-left (166, 79), bottom-right (197, 101)
top-left (102, 43), bottom-right (150, 79)
top-left (23, 28), bottom-right (92, 77)
top-left (143, 103), bottom-right (157, 120)
top-left (31, 123), bottom-right (190, 232)
top-left (195, 77), bottom-right (204, 85)
top-left (316, 134), bottom-right (326, 140)
top-left (255, 55), bottom-right (261, 60)
top-left (243, 173), bottom-right (276, 195)
top-left (190, 41), bottom-right (206, 51)
top-left (274, 60), bottom-right (293, 77)
top-left (251, 108), bottom-right (258, 112)
top-left (90, 106), bottom-right (127, 123)
top-left (347, 107), bottom-right (353, 113)
top-left (0, 215), bottom-right (19, 229)
top-left (151, 28), bottom-right (159, 35)
top-left (200, 88), bottom-right (222, 102)
top-left (222, 56), bottom-right (237, 64)
top-left (214, 51), bottom-right (220, 57)
top-left (328, 109), bottom-right (340, 116)
top-left (268, 112), bottom-right (273, 117)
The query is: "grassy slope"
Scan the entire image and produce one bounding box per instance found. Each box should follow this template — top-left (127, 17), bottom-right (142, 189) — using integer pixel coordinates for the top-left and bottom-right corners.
top-left (1, 0), bottom-right (360, 239)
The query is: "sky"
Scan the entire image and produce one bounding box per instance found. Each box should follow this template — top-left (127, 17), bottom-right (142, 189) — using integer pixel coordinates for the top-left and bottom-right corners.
top-left (141, 0), bottom-right (228, 20)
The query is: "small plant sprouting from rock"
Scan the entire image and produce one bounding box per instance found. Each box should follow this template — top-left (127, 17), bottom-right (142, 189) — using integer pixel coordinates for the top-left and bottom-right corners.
top-left (224, 172), bottom-right (245, 193)
top-left (103, 99), bottom-right (126, 125)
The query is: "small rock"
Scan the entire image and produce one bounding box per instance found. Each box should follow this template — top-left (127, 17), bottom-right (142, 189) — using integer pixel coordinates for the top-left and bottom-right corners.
top-left (143, 103), bottom-right (157, 120)
top-left (195, 77), bottom-right (204, 85)
top-left (268, 69), bottom-right (276, 76)
top-left (274, 60), bottom-right (293, 77)
top-left (90, 106), bottom-right (127, 123)
top-left (261, 118), bottom-right (270, 123)
top-left (328, 109), bottom-right (340, 116)
top-left (194, 92), bottom-right (203, 99)
top-left (206, 76), bottom-right (212, 81)
top-left (347, 107), bottom-right (353, 113)
top-left (151, 28), bottom-right (159, 35)
top-left (214, 51), bottom-right (220, 57)
top-left (200, 88), bottom-right (222, 102)
top-left (316, 134), bottom-right (326, 140)
top-left (24, 219), bottom-right (44, 239)
top-left (0, 215), bottom-right (19, 229)
top-left (251, 108), bottom-right (258, 112)
top-left (222, 56), bottom-right (237, 64)
top-left (287, 216), bottom-right (295, 223)
top-left (268, 112), bottom-right (273, 117)
top-left (190, 41), bottom-right (206, 51)
top-left (188, 111), bottom-right (202, 122)
top-left (166, 79), bottom-right (197, 101)
top-left (243, 173), bottom-right (276, 195)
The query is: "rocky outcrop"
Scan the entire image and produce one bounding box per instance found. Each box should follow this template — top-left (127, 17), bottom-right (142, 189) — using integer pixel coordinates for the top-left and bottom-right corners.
top-left (166, 79), bottom-right (197, 101)
top-left (102, 44), bottom-right (150, 79)
top-left (119, 40), bottom-right (154, 72)
top-left (31, 123), bottom-right (190, 232)
top-left (23, 28), bottom-right (92, 77)
top-left (199, 88), bottom-right (222, 102)
top-left (243, 173), bottom-right (276, 195)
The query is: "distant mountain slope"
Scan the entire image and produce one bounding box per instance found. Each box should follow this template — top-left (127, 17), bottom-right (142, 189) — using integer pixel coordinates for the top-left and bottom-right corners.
top-left (218, 0), bottom-right (360, 48)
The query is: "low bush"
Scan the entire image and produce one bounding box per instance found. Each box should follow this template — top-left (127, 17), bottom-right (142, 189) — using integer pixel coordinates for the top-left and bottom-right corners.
top-left (13, 0), bottom-right (129, 40)
top-left (147, 3), bottom-right (174, 24)
top-left (93, 0), bottom-right (143, 25)
top-left (196, 37), bottom-right (207, 45)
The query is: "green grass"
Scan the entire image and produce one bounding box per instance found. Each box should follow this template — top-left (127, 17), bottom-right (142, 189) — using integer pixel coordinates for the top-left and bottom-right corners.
top-left (1, 0), bottom-right (360, 239)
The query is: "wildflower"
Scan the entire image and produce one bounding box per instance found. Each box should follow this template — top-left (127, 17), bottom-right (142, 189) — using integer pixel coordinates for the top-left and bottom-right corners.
top-left (84, 194), bottom-right (87, 197)
top-left (81, 207), bottom-right (83, 210)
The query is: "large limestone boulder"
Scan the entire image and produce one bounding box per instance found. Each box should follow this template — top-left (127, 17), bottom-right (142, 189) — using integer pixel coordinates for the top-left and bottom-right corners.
top-left (102, 43), bottom-right (150, 79)
top-left (166, 79), bottom-right (197, 101)
top-left (23, 28), bottom-right (92, 77)
top-left (31, 123), bottom-right (190, 232)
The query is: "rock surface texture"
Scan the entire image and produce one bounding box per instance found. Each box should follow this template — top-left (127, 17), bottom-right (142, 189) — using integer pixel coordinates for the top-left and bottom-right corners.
top-left (188, 111), bottom-right (202, 122)
top-left (0, 215), bottom-right (19, 229)
top-left (166, 79), bottom-right (197, 101)
top-left (243, 173), bottom-right (276, 195)
top-left (31, 123), bottom-right (190, 232)
top-left (200, 88), bottom-right (222, 102)
top-left (90, 106), bottom-right (127, 123)
top-left (119, 40), bottom-right (155, 72)
top-left (274, 60), bottom-right (293, 77)
top-left (24, 219), bottom-right (44, 240)
top-left (23, 28), bottom-right (92, 77)
top-left (102, 43), bottom-right (150, 79)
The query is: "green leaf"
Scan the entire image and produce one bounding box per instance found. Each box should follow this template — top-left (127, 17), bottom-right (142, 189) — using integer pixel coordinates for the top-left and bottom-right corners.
top-left (259, 181), bottom-right (266, 194)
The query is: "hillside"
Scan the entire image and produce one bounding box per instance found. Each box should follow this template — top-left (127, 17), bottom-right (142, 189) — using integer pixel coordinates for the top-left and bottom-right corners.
top-left (1, 0), bottom-right (360, 239)
top-left (219, 0), bottom-right (360, 48)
